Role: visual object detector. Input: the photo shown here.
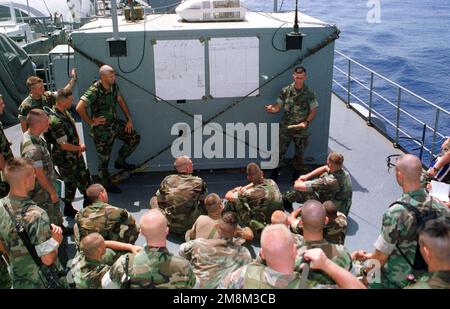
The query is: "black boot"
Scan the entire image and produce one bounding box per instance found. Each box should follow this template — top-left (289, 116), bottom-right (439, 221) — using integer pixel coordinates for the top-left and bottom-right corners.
top-left (63, 202), bottom-right (78, 218)
top-left (114, 159), bottom-right (136, 170)
top-left (105, 181), bottom-right (122, 194)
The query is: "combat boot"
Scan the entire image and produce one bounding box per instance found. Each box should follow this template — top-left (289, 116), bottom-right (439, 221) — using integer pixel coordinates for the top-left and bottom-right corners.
top-left (114, 159), bottom-right (136, 170)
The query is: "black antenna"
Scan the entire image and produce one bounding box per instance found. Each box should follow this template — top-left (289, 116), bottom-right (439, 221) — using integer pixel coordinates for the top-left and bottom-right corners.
top-left (294, 0), bottom-right (299, 33)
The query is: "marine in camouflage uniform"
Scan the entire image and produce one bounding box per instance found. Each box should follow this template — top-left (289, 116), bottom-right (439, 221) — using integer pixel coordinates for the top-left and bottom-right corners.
top-left (405, 271), bottom-right (450, 289)
top-left (71, 248), bottom-right (119, 289)
top-left (180, 237), bottom-right (252, 288)
top-left (265, 67), bottom-right (318, 171)
top-left (77, 76), bottom-right (140, 187)
top-left (286, 153), bottom-right (353, 216)
top-left (370, 189), bottom-right (448, 289)
top-left (226, 178), bottom-right (283, 238)
top-left (324, 211), bottom-right (347, 245)
top-left (0, 195), bottom-right (61, 288)
top-left (74, 200), bottom-right (139, 246)
top-left (151, 173), bottom-right (208, 235)
top-left (0, 121), bottom-right (13, 198)
top-left (105, 246), bottom-right (196, 289)
top-left (21, 131), bottom-right (63, 226)
top-left (295, 239), bottom-right (352, 285)
top-left (47, 93), bottom-right (91, 208)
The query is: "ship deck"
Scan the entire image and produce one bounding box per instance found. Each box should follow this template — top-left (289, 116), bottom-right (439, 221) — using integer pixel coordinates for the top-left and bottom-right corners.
top-left (4, 93), bottom-right (404, 258)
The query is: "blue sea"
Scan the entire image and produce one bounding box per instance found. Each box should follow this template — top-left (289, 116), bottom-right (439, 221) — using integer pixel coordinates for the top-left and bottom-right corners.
top-left (246, 0), bottom-right (450, 161)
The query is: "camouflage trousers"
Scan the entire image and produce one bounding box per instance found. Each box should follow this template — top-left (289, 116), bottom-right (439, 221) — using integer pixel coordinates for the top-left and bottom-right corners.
top-left (284, 190), bottom-right (319, 204)
top-left (92, 119), bottom-right (140, 184)
top-left (55, 155), bottom-right (91, 204)
top-left (30, 189), bottom-right (64, 226)
top-left (0, 181), bottom-right (9, 199)
top-left (224, 200), bottom-right (267, 239)
top-left (0, 254), bottom-right (11, 289)
top-left (278, 125), bottom-right (308, 170)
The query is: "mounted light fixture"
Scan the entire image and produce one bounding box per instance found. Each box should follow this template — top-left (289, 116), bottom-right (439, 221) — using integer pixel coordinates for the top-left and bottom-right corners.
top-left (286, 0), bottom-right (306, 50)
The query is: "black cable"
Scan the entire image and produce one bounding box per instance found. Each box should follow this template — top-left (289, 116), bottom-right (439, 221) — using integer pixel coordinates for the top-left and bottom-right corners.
top-left (117, 15), bottom-right (147, 74)
top-left (279, 0), bottom-right (285, 11)
top-left (271, 21), bottom-right (288, 52)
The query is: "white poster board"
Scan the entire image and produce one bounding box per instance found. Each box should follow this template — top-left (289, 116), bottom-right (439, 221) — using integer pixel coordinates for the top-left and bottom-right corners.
top-left (209, 37), bottom-right (259, 98)
top-left (154, 39), bottom-right (205, 100)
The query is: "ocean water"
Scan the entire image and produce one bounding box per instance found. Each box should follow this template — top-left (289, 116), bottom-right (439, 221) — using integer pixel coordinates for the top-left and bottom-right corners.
top-left (246, 0), bottom-right (450, 160)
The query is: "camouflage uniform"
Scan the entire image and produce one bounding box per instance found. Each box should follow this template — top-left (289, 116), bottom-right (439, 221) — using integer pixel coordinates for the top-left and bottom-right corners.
top-left (107, 246), bottom-right (196, 289)
top-left (80, 81), bottom-right (140, 184)
top-left (219, 263), bottom-right (334, 289)
top-left (74, 201), bottom-right (139, 246)
top-left (371, 189), bottom-right (449, 289)
top-left (0, 195), bottom-right (59, 288)
top-left (47, 106), bottom-right (91, 204)
top-left (295, 239), bottom-right (352, 285)
top-left (21, 131), bottom-right (63, 226)
top-left (71, 248), bottom-right (119, 289)
top-left (153, 173), bottom-right (208, 235)
top-left (285, 169), bottom-right (353, 216)
top-left (405, 271), bottom-right (450, 289)
top-left (324, 212), bottom-right (347, 245)
top-left (18, 92), bottom-right (56, 151)
top-left (179, 237), bottom-right (252, 288)
top-left (0, 252), bottom-right (11, 289)
top-left (277, 83), bottom-right (318, 170)
top-left (0, 121), bottom-right (13, 198)
top-left (227, 179), bottom-right (283, 238)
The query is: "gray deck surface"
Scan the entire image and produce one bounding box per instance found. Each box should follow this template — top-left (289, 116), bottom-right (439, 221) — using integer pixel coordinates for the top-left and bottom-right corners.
top-left (4, 93), bottom-right (405, 259)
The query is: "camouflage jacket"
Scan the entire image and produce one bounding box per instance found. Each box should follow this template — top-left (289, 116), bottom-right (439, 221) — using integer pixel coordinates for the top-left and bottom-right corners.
top-left (156, 173), bottom-right (208, 234)
top-left (405, 271), bottom-right (450, 289)
top-left (277, 83), bottom-right (318, 137)
top-left (234, 179), bottom-right (283, 233)
top-left (0, 121), bottom-right (13, 162)
top-left (219, 263), bottom-right (334, 289)
top-left (20, 131), bottom-right (57, 204)
top-left (372, 189), bottom-right (449, 289)
top-left (305, 169), bottom-right (353, 215)
top-left (71, 248), bottom-right (119, 289)
top-left (18, 92), bottom-right (56, 122)
top-left (0, 195), bottom-right (57, 288)
top-left (80, 80), bottom-right (120, 125)
top-left (108, 246), bottom-right (196, 289)
top-left (324, 212), bottom-right (347, 245)
top-left (295, 239), bottom-right (352, 285)
top-left (179, 237), bottom-right (252, 288)
top-left (74, 201), bottom-right (139, 246)
top-left (47, 106), bottom-right (81, 164)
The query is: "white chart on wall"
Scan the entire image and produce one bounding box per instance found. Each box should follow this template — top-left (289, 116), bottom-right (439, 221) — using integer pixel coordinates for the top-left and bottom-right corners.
top-left (209, 37), bottom-right (259, 98)
top-left (153, 39), bottom-right (205, 100)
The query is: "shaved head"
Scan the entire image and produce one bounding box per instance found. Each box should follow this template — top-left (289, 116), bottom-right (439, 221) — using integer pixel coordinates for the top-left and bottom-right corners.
top-left (174, 155), bottom-right (192, 173)
top-left (4, 158), bottom-right (34, 186)
top-left (80, 233), bottom-right (105, 258)
top-left (217, 212), bottom-right (238, 237)
top-left (86, 183), bottom-right (106, 202)
top-left (396, 154), bottom-right (423, 183)
top-left (140, 209), bottom-right (168, 242)
top-left (260, 224), bottom-right (296, 271)
top-left (324, 200), bottom-right (338, 218)
top-left (246, 162), bottom-right (263, 183)
top-left (26, 109), bottom-right (48, 128)
top-left (205, 193), bottom-right (222, 214)
top-left (419, 218), bottom-right (450, 263)
top-left (301, 200), bottom-right (326, 233)
top-left (99, 65), bottom-right (114, 76)
top-left (271, 210), bottom-right (289, 226)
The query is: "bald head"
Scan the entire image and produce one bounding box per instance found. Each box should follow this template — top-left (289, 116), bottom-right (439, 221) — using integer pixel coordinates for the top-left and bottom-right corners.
top-left (324, 200), bottom-right (338, 218)
top-left (174, 155), bottom-right (193, 173)
top-left (99, 65), bottom-right (114, 76)
top-left (271, 210), bottom-right (289, 226)
top-left (396, 154), bottom-right (423, 183)
top-left (26, 109), bottom-right (48, 129)
top-left (246, 162), bottom-right (263, 183)
top-left (86, 183), bottom-right (106, 203)
top-left (301, 200), bottom-right (326, 233)
top-left (140, 209), bottom-right (168, 242)
top-left (80, 233), bottom-right (105, 258)
top-left (4, 157), bottom-right (34, 186)
top-left (205, 193), bottom-right (222, 214)
top-left (260, 224), bottom-right (296, 271)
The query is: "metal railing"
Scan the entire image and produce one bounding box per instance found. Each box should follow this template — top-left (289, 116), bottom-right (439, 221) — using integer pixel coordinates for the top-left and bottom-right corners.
top-left (28, 53), bottom-right (54, 90)
top-left (333, 50), bottom-right (450, 165)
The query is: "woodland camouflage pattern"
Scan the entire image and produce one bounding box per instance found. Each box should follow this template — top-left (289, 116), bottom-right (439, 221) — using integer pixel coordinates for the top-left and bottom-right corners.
top-left (371, 189), bottom-right (449, 289)
top-left (21, 131), bottom-right (63, 226)
top-left (180, 237), bottom-right (252, 288)
top-left (0, 121), bottom-right (13, 198)
top-left (324, 212), bottom-right (347, 245)
top-left (18, 92), bottom-right (56, 122)
top-left (74, 201), bottom-right (139, 246)
top-left (153, 173), bottom-right (207, 234)
top-left (405, 271), bottom-right (450, 289)
top-left (108, 246), bottom-right (196, 289)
